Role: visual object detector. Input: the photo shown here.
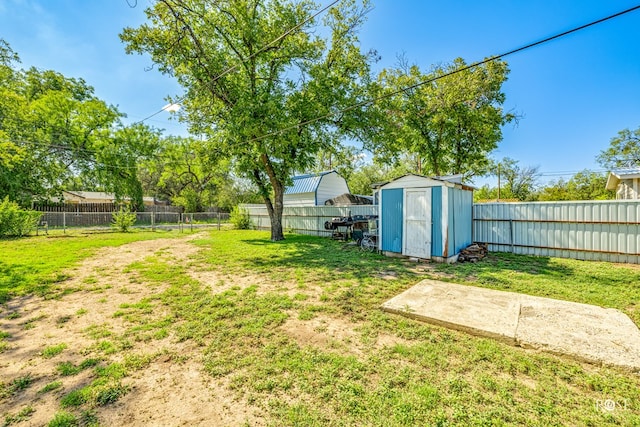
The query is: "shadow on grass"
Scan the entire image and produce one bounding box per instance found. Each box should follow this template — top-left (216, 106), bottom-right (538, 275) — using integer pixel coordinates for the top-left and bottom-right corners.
top-left (237, 235), bottom-right (411, 282)
top-left (435, 252), bottom-right (576, 281)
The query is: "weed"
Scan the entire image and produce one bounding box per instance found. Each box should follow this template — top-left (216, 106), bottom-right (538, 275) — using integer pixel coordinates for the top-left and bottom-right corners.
top-left (94, 383), bottom-right (129, 406)
top-left (9, 374), bottom-right (33, 394)
top-left (75, 308), bottom-right (87, 316)
top-left (56, 362), bottom-right (80, 376)
top-left (48, 411), bottom-right (78, 427)
top-left (56, 315), bottom-right (72, 325)
top-left (38, 381), bottom-right (63, 394)
top-left (41, 343), bottom-right (67, 358)
top-left (60, 388), bottom-right (89, 407)
top-left (3, 405), bottom-right (35, 425)
top-left (80, 410), bottom-right (99, 426)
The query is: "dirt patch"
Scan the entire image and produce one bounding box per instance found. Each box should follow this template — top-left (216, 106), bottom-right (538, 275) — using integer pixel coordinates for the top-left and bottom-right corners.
top-left (281, 315), bottom-right (412, 356)
top-left (0, 232), bottom-right (267, 426)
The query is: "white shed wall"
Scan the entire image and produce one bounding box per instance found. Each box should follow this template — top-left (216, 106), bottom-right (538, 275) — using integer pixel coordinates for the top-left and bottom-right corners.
top-left (317, 173), bottom-right (350, 205)
top-left (283, 192), bottom-right (316, 206)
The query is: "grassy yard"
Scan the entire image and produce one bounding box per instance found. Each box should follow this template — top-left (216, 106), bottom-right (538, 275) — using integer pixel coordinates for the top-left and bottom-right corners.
top-left (1, 229), bottom-right (639, 425)
top-left (0, 229), bottom-right (180, 303)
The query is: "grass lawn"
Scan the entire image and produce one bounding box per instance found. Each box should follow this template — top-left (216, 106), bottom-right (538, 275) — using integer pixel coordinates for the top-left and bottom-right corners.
top-left (1, 229), bottom-right (639, 425)
top-left (0, 229), bottom-right (179, 303)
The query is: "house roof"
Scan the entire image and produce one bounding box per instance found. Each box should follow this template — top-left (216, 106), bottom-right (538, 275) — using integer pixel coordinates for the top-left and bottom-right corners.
top-left (605, 167), bottom-right (640, 190)
top-left (63, 191), bottom-right (116, 200)
top-left (284, 170), bottom-right (337, 195)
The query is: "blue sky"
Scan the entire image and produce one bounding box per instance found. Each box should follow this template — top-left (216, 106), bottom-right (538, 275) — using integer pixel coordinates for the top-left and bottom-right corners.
top-left (1, 0), bottom-right (639, 186)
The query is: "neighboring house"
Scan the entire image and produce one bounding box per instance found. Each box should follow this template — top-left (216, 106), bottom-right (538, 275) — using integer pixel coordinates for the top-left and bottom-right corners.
top-left (283, 171), bottom-right (350, 206)
top-left (605, 168), bottom-right (640, 200)
top-left (59, 191), bottom-right (164, 206)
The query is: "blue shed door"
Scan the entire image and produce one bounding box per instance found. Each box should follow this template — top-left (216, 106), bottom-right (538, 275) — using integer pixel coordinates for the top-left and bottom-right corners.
top-left (381, 189), bottom-right (403, 253)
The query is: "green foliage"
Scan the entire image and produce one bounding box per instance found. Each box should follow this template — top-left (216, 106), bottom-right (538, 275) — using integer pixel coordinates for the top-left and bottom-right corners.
top-left (121, 0), bottom-right (376, 240)
top-left (4, 406), bottom-right (35, 425)
top-left (139, 136), bottom-right (243, 212)
top-left (38, 381), bottom-right (63, 394)
top-left (597, 126), bottom-right (640, 169)
top-left (0, 197), bottom-right (41, 237)
top-left (41, 343), bottom-right (67, 358)
top-left (474, 157), bottom-right (540, 202)
top-left (372, 57), bottom-right (514, 178)
top-left (111, 207), bottom-right (137, 232)
top-left (538, 170), bottom-right (614, 201)
top-left (48, 411), bottom-right (79, 427)
top-left (230, 206), bottom-right (252, 230)
top-left (0, 39), bottom-right (159, 208)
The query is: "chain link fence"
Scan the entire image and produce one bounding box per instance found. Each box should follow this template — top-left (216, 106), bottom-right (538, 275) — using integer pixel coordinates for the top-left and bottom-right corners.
top-left (36, 211), bottom-right (230, 233)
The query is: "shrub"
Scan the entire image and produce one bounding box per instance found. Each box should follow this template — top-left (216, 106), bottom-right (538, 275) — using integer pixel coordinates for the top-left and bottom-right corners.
top-left (111, 207), bottom-right (137, 232)
top-left (0, 197), bottom-right (41, 237)
top-left (230, 206), bottom-right (252, 230)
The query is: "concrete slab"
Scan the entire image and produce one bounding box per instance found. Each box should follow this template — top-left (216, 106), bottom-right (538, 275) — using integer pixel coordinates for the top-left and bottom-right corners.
top-left (516, 296), bottom-right (640, 371)
top-left (381, 280), bottom-right (520, 344)
top-left (381, 279), bottom-right (640, 371)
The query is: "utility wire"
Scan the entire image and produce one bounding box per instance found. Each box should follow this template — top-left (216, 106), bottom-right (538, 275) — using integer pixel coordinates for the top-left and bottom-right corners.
top-left (133, 0), bottom-right (340, 125)
top-left (7, 4), bottom-right (640, 174)
top-left (245, 4), bottom-right (640, 144)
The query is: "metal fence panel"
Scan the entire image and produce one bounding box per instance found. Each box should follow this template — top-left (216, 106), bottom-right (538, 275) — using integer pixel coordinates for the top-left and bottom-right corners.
top-left (242, 204), bottom-right (377, 237)
top-left (473, 201), bottom-right (640, 263)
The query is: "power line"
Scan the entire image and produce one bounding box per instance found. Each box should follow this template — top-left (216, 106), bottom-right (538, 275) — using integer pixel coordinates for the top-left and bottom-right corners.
top-left (133, 0), bottom-right (340, 125)
top-left (244, 3), bottom-right (640, 145)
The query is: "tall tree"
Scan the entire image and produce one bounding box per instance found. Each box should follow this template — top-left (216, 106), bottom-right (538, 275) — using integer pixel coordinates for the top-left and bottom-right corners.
top-left (139, 135), bottom-right (236, 211)
top-left (121, 0), bottom-right (376, 241)
top-left (0, 39), bottom-right (160, 208)
top-left (371, 57), bottom-right (514, 179)
top-left (597, 126), bottom-right (640, 169)
top-left (474, 158), bottom-right (539, 202)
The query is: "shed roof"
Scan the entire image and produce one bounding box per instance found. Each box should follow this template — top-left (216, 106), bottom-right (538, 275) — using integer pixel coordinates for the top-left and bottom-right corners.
top-left (285, 170), bottom-right (337, 195)
top-left (379, 174), bottom-right (475, 191)
top-left (605, 167), bottom-right (640, 190)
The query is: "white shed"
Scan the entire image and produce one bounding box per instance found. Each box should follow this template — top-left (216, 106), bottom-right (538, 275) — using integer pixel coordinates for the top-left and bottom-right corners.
top-left (283, 170), bottom-right (350, 206)
top-left (606, 168), bottom-right (640, 199)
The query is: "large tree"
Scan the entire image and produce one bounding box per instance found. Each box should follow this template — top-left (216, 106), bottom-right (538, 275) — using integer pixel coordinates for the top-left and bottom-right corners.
top-left (371, 57), bottom-right (514, 179)
top-left (0, 40), bottom-right (160, 208)
top-left (139, 135), bottom-right (245, 211)
top-left (597, 126), bottom-right (640, 169)
top-left (121, 0), bottom-right (375, 240)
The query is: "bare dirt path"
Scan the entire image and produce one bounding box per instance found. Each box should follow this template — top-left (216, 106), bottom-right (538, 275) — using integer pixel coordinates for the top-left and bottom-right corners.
top-left (0, 233), bottom-right (264, 426)
top-left (1, 232), bottom-right (408, 426)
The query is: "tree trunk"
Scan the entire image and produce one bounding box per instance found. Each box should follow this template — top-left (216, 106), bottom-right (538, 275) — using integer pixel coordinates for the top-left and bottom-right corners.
top-left (258, 154), bottom-right (285, 241)
top-left (269, 182), bottom-right (285, 241)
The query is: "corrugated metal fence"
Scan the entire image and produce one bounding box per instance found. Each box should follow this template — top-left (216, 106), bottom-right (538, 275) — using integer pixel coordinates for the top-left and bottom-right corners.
top-left (243, 204), bottom-right (377, 237)
top-left (245, 201), bottom-right (640, 263)
top-left (473, 201), bottom-right (640, 263)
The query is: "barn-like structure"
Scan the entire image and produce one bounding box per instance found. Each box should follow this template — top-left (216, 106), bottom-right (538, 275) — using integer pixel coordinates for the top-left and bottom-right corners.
top-left (283, 171), bottom-right (350, 206)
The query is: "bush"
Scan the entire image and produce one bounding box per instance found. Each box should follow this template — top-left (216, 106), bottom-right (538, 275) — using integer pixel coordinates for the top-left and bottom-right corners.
top-left (0, 197), bottom-right (41, 237)
top-left (230, 206), bottom-right (252, 230)
top-left (111, 207), bottom-right (137, 232)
